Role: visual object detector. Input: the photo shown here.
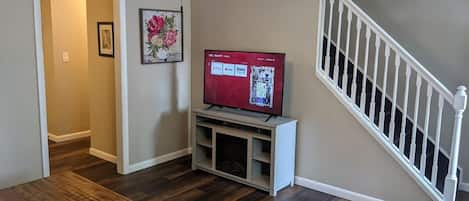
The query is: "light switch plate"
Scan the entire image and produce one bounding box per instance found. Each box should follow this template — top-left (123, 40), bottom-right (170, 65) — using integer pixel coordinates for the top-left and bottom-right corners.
top-left (62, 51), bottom-right (70, 63)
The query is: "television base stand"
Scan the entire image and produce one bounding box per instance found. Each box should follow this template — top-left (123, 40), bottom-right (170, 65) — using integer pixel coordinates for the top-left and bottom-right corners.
top-left (206, 105), bottom-right (217, 110)
top-left (206, 105), bottom-right (223, 110)
top-left (264, 115), bottom-right (275, 122)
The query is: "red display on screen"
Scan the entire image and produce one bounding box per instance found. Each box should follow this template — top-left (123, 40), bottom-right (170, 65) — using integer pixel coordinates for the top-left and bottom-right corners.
top-left (204, 50), bottom-right (285, 115)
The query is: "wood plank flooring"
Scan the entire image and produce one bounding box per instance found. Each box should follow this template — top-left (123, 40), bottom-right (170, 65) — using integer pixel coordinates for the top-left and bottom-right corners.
top-left (49, 137), bottom-right (106, 175)
top-left (75, 156), bottom-right (348, 201)
top-left (3, 137), bottom-right (467, 201)
top-left (0, 172), bottom-right (130, 201)
top-left (458, 191), bottom-right (469, 201)
top-left (52, 138), bottom-right (348, 201)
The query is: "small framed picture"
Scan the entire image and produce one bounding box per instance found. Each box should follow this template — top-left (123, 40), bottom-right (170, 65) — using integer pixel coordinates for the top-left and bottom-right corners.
top-left (139, 8), bottom-right (184, 64)
top-left (97, 22), bottom-right (114, 57)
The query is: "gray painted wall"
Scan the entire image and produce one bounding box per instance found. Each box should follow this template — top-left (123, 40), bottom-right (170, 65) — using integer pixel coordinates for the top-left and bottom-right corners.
top-left (126, 0), bottom-right (191, 164)
top-left (352, 0), bottom-right (469, 183)
top-left (191, 0), bottom-right (431, 200)
top-left (0, 0), bottom-right (44, 189)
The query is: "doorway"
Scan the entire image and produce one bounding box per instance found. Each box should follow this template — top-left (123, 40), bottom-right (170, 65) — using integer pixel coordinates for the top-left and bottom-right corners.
top-left (36, 0), bottom-right (125, 176)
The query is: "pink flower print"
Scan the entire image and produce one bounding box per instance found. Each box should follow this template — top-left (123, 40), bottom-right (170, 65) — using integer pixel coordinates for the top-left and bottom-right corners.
top-left (163, 30), bottom-right (178, 47)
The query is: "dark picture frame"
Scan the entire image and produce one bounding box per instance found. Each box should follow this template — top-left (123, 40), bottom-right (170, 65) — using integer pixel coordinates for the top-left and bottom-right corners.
top-left (97, 22), bottom-right (114, 57)
top-left (139, 7), bottom-right (184, 64)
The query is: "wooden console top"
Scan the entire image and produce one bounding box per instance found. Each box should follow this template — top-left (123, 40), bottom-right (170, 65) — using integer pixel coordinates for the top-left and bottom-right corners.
top-left (193, 108), bottom-right (297, 129)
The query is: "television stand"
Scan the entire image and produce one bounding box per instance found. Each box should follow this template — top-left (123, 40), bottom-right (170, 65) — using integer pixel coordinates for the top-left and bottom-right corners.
top-left (191, 108), bottom-right (297, 196)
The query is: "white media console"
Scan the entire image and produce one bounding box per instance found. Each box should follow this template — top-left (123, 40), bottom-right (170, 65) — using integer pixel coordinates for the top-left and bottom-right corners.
top-left (191, 108), bottom-right (297, 196)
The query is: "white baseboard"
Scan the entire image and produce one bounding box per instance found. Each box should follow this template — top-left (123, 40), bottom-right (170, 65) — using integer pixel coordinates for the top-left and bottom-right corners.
top-left (460, 182), bottom-right (469, 192)
top-left (295, 176), bottom-right (383, 201)
top-left (89, 148), bottom-right (117, 164)
top-left (48, 130), bottom-right (91, 142)
top-left (128, 148), bottom-right (192, 173)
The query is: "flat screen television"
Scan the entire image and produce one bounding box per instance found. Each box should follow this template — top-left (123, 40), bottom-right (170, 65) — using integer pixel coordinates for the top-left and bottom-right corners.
top-left (204, 50), bottom-right (285, 116)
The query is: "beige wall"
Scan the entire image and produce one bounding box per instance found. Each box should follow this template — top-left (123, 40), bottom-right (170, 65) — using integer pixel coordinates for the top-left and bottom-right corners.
top-left (126, 0), bottom-right (191, 164)
top-left (87, 0), bottom-right (116, 155)
top-left (191, 0), bottom-right (431, 200)
top-left (0, 0), bottom-right (44, 188)
top-left (43, 0), bottom-right (90, 135)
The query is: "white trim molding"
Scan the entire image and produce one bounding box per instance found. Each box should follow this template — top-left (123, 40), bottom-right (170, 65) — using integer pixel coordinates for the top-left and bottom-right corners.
top-left (89, 148), bottom-right (117, 164)
top-left (128, 148), bottom-right (192, 173)
top-left (48, 130), bottom-right (91, 142)
top-left (33, 0), bottom-right (50, 178)
top-left (114, 0), bottom-right (130, 175)
top-left (295, 176), bottom-right (383, 201)
top-left (460, 182), bottom-right (469, 192)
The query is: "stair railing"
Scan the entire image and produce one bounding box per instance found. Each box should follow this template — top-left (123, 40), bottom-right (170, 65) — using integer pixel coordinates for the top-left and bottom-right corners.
top-left (315, 0), bottom-right (467, 200)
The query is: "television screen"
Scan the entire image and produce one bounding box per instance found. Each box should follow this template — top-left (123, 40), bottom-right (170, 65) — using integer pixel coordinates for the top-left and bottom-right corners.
top-left (204, 50), bottom-right (285, 116)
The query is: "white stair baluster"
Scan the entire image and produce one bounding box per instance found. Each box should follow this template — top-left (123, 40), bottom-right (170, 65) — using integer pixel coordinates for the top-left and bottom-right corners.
top-left (444, 86), bottom-right (467, 201)
top-left (399, 64), bottom-right (411, 153)
top-left (333, 1), bottom-right (344, 84)
top-left (370, 37), bottom-right (381, 124)
top-left (325, 0), bottom-right (335, 76)
top-left (379, 45), bottom-right (390, 132)
top-left (420, 85), bottom-right (432, 175)
top-left (410, 75), bottom-right (422, 164)
top-left (389, 54), bottom-right (400, 144)
top-left (431, 94), bottom-right (444, 186)
top-left (342, 8), bottom-right (353, 95)
top-left (360, 27), bottom-right (372, 113)
top-left (351, 19), bottom-right (362, 104)
top-left (315, 0), bottom-right (468, 199)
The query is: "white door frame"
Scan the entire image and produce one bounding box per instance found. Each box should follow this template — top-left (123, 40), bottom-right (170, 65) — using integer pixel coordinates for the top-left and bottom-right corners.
top-left (113, 0), bottom-right (130, 174)
top-left (32, 0), bottom-right (130, 177)
top-left (33, 0), bottom-right (50, 177)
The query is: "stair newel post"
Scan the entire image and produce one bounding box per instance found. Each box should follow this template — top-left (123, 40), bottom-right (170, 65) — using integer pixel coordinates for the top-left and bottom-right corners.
top-left (360, 27), bottom-right (371, 113)
top-left (410, 75), bottom-right (422, 164)
top-left (325, 0), bottom-right (335, 77)
top-left (351, 19), bottom-right (362, 104)
top-left (444, 86), bottom-right (467, 201)
top-left (333, 0), bottom-right (344, 84)
top-left (370, 37), bottom-right (381, 124)
top-left (379, 45), bottom-right (390, 132)
top-left (342, 8), bottom-right (353, 95)
top-left (389, 54), bottom-right (400, 144)
top-left (399, 64), bottom-right (411, 153)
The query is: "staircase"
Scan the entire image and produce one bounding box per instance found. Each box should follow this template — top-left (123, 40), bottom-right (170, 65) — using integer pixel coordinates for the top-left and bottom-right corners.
top-left (315, 0), bottom-right (467, 201)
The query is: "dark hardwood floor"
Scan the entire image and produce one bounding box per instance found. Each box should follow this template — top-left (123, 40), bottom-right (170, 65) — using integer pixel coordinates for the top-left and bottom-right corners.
top-left (49, 138), bottom-right (348, 201)
top-left (2, 137), bottom-right (465, 200)
top-left (0, 172), bottom-right (130, 201)
top-left (75, 156), bottom-right (347, 201)
top-left (49, 137), bottom-right (106, 175)
top-left (458, 191), bottom-right (469, 201)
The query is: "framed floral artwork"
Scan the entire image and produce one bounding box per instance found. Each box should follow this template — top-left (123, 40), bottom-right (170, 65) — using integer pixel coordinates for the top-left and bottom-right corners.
top-left (97, 22), bottom-right (114, 57)
top-left (139, 8), bottom-right (183, 64)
